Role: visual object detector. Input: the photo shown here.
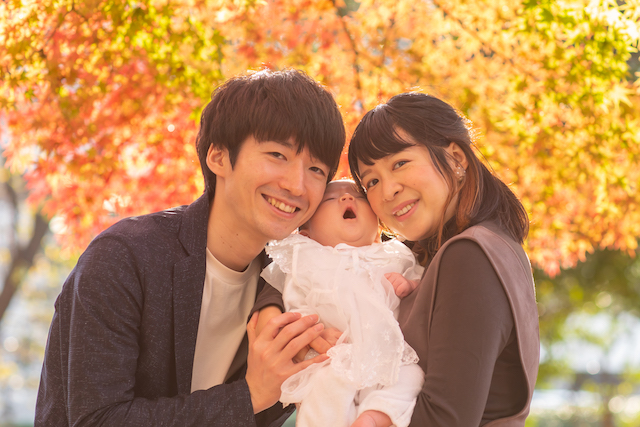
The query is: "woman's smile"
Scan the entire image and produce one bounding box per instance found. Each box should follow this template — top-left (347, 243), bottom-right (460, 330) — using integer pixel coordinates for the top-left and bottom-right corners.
top-left (393, 200), bottom-right (417, 219)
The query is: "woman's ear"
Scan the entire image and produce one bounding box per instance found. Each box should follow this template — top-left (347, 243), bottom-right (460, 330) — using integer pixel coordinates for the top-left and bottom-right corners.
top-left (206, 144), bottom-right (228, 177)
top-left (446, 142), bottom-right (468, 170)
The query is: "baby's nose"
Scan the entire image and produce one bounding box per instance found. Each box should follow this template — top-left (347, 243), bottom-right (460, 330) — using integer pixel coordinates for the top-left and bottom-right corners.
top-left (340, 193), bottom-right (354, 201)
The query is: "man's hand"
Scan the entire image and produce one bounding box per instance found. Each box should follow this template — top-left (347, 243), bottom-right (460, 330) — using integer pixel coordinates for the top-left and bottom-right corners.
top-left (245, 311), bottom-right (329, 413)
top-left (384, 272), bottom-right (419, 298)
top-left (255, 306), bottom-right (283, 336)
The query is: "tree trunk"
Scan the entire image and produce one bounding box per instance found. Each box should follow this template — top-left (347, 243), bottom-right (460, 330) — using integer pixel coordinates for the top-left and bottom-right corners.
top-left (0, 213), bottom-right (49, 322)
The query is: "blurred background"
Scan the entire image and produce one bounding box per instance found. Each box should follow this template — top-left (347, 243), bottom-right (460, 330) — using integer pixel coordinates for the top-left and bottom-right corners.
top-left (1, 0), bottom-right (639, 425)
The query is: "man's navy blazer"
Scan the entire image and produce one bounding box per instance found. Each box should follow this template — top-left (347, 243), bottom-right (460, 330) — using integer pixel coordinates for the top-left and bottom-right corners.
top-left (35, 192), bottom-right (291, 426)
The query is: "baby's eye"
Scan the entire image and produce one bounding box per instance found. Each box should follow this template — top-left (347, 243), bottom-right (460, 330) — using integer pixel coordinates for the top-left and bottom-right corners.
top-left (321, 197), bottom-right (336, 203)
top-left (393, 160), bottom-right (408, 170)
top-left (365, 178), bottom-right (379, 189)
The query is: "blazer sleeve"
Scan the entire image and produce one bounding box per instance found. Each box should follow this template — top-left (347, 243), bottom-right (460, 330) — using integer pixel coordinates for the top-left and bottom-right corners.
top-left (250, 283), bottom-right (286, 317)
top-left (35, 235), bottom-right (271, 427)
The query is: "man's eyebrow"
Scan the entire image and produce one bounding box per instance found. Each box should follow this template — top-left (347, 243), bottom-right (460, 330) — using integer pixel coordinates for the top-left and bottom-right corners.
top-left (259, 139), bottom-right (296, 149)
top-left (273, 140), bottom-right (295, 149)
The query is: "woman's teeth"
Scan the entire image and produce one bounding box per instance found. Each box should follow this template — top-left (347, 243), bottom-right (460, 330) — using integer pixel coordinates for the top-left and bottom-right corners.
top-left (395, 202), bottom-right (415, 216)
top-left (268, 197), bottom-right (297, 213)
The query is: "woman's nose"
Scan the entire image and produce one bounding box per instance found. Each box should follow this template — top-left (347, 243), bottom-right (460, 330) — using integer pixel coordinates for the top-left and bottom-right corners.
top-left (382, 179), bottom-right (402, 202)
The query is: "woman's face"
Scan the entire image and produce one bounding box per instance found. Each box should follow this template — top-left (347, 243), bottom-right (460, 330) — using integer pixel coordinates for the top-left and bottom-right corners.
top-left (356, 132), bottom-right (463, 241)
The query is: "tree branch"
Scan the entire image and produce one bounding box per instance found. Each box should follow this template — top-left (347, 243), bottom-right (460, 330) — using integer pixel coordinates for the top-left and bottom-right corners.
top-left (0, 212), bottom-right (50, 323)
top-left (430, 0), bottom-right (541, 83)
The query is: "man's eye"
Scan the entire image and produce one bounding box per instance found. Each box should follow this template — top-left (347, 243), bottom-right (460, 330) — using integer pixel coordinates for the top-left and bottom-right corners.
top-left (310, 166), bottom-right (327, 176)
top-left (269, 152), bottom-right (285, 159)
top-left (366, 178), bottom-right (378, 189)
top-left (393, 160), bottom-right (408, 170)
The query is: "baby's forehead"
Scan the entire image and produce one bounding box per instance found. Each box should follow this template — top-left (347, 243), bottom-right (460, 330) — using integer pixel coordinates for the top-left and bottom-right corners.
top-left (324, 180), bottom-right (361, 197)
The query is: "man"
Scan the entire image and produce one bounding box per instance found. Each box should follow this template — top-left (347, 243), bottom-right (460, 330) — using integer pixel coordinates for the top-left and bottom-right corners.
top-left (35, 69), bottom-right (346, 426)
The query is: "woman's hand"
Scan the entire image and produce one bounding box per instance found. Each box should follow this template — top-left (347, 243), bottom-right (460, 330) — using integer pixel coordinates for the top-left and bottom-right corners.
top-left (351, 410), bottom-right (392, 427)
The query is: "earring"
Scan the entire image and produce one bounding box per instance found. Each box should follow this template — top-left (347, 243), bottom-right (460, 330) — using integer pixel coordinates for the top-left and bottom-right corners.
top-left (455, 166), bottom-right (466, 181)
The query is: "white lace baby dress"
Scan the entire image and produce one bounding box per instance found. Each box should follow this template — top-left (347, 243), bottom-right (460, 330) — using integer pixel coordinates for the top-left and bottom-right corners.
top-left (261, 234), bottom-right (424, 406)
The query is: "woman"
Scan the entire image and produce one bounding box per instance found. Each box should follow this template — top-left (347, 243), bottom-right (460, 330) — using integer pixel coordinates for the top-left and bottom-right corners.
top-left (348, 92), bottom-right (539, 426)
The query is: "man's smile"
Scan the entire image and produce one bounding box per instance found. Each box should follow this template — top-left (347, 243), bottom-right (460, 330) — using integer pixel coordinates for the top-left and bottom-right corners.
top-left (266, 196), bottom-right (300, 214)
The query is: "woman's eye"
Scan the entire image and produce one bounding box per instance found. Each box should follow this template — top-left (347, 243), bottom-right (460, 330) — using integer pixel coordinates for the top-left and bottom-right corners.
top-left (365, 178), bottom-right (379, 189)
top-left (393, 160), bottom-right (408, 170)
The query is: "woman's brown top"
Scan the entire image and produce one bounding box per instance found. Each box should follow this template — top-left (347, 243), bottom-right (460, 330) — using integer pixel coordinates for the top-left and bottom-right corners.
top-left (399, 221), bottom-right (539, 426)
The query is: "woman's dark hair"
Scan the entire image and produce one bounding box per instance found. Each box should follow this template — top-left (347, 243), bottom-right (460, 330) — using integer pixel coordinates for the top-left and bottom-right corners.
top-left (348, 92), bottom-right (528, 255)
top-left (196, 69), bottom-right (346, 197)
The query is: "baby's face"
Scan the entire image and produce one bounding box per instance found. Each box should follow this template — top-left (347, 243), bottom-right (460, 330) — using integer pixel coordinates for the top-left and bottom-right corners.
top-left (300, 181), bottom-right (379, 248)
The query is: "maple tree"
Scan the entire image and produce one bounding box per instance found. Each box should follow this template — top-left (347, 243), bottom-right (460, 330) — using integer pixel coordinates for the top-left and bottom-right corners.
top-left (1, 0), bottom-right (639, 276)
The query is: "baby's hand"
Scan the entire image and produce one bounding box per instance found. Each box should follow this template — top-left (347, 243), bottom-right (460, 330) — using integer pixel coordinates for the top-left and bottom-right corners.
top-left (309, 327), bottom-right (342, 354)
top-left (385, 272), bottom-right (419, 298)
top-left (294, 327), bottom-right (342, 363)
top-left (351, 410), bottom-right (392, 427)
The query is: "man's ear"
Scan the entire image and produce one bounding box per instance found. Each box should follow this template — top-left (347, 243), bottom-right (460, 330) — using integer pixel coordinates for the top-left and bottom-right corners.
top-left (446, 142), bottom-right (468, 170)
top-left (206, 145), bottom-right (228, 177)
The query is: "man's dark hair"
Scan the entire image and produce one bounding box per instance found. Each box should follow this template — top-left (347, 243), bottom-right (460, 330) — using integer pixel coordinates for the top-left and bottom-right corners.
top-left (196, 69), bottom-right (346, 197)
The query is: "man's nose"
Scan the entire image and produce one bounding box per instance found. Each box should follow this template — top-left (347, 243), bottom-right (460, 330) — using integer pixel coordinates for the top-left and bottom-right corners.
top-left (281, 161), bottom-right (306, 196)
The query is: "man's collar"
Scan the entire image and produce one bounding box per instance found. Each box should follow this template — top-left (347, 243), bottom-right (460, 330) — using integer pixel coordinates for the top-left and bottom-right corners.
top-left (178, 191), bottom-right (211, 256)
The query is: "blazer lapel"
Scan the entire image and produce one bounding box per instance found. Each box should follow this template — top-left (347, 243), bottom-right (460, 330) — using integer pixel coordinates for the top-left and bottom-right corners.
top-left (172, 192), bottom-right (210, 395)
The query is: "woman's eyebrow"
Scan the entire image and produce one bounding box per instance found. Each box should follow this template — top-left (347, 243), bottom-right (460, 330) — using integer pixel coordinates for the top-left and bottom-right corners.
top-left (359, 168), bottom-right (372, 180)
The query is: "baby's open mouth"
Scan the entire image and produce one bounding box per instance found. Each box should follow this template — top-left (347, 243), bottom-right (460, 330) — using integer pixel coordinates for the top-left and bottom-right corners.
top-left (343, 207), bottom-right (356, 219)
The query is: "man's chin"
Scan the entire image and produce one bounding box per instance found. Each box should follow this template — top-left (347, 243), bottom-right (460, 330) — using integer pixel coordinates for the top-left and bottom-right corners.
top-left (267, 228), bottom-right (298, 242)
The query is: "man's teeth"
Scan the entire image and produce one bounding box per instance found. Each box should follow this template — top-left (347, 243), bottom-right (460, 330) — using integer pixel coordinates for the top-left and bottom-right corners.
top-left (395, 202), bottom-right (415, 216)
top-left (268, 197), bottom-right (297, 213)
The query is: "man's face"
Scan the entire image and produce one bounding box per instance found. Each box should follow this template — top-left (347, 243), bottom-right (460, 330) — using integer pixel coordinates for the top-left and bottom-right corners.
top-left (301, 181), bottom-right (379, 248)
top-left (212, 136), bottom-right (330, 246)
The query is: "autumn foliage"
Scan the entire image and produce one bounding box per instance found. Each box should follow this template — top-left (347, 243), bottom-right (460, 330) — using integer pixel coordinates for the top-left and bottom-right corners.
top-left (1, 0), bottom-right (639, 275)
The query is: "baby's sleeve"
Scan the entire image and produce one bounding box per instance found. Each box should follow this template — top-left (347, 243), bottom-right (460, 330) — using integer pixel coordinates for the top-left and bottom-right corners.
top-left (260, 262), bottom-right (287, 293)
top-left (402, 262), bottom-right (425, 282)
top-left (356, 363), bottom-right (425, 427)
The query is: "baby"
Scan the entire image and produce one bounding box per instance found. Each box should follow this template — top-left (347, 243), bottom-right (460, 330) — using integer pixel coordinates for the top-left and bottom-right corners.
top-left (259, 180), bottom-right (425, 427)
